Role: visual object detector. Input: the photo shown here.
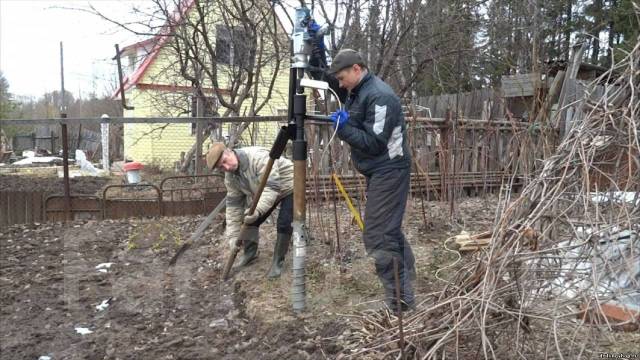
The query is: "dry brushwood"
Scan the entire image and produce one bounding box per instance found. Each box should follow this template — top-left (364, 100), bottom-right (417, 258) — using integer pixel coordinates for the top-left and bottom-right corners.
top-left (339, 39), bottom-right (640, 359)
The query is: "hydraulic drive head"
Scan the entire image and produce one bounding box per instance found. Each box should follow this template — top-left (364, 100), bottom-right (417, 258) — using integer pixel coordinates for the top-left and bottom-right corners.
top-left (292, 6), bottom-right (312, 69)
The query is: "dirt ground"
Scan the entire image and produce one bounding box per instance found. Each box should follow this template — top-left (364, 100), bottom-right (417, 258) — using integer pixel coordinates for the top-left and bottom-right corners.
top-left (0, 195), bottom-right (499, 359)
top-left (0, 174), bottom-right (111, 194)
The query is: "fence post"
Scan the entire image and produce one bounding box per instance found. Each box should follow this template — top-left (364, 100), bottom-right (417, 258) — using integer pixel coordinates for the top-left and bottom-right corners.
top-left (50, 130), bottom-right (55, 154)
top-left (101, 114), bottom-right (110, 175)
top-left (195, 96), bottom-right (204, 176)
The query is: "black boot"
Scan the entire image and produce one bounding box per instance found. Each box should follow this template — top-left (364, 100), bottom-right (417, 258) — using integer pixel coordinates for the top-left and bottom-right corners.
top-left (377, 262), bottom-right (415, 313)
top-left (267, 232), bottom-right (291, 278)
top-left (238, 226), bottom-right (259, 267)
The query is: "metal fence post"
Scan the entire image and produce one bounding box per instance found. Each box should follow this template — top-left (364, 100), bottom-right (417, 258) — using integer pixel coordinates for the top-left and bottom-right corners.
top-left (101, 114), bottom-right (110, 175)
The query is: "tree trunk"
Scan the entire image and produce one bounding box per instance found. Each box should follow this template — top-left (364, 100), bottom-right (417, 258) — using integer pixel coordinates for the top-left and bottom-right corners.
top-left (590, 0), bottom-right (603, 64)
top-left (606, 0), bottom-right (617, 67)
top-left (564, 0), bottom-right (573, 57)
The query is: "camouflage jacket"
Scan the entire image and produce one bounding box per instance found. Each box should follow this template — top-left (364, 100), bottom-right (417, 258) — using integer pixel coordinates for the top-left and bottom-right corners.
top-left (224, 147), bottom-right (294, 245)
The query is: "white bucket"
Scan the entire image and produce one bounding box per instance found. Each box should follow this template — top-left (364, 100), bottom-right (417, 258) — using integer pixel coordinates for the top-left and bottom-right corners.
top-left (126, 169), bottom-right (141, 184)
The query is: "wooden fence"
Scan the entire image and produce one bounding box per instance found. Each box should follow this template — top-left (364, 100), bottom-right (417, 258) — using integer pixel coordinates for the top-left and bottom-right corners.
top-left (306, 116), bottom-right (537, 201)
top-left (0, 191), bottom-right (46, 226)
top-left (1, 116), bottom-right (540, 226)
top-left (415, 88), bottom-right (504, 119)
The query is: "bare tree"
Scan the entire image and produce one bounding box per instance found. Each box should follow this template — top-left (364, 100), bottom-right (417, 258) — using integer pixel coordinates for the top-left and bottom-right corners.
top-left (312, 0), bottom-right (480, 99)
top-left (90, 0), bottom-right (287, 168)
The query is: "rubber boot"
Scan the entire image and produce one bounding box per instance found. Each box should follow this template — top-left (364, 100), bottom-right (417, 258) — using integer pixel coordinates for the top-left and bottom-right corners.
top-left (383, 280), bottom-right (415, 314)
top-left (376, 259), bottom-right (415, 314)
top-left (267, 232), bottom-right (291, 278)
top-left (238, 226), bottom-right (259, 267)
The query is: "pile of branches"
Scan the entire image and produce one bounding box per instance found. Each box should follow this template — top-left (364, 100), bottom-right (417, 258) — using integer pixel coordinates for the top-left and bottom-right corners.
top-left (339, 39), bottom-right (639, 359)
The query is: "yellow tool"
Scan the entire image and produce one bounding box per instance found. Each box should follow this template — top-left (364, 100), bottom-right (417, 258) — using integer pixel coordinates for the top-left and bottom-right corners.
top-left (332, 173), bottom-right (364, 231)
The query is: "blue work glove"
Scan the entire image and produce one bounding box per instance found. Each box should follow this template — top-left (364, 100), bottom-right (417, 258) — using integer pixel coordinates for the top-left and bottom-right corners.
top-left (330, 110), bottom-right (349, 130)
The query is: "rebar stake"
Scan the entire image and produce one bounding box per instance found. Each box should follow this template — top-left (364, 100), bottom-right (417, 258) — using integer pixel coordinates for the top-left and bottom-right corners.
top-left (393, 257), bottom-right (406, 360)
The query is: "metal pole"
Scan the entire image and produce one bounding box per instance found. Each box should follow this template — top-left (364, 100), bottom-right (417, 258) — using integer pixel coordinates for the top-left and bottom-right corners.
top-left (60, 42), bottom-right (66, 110)
top-left (291, 67), bottom-right (308, 313)
top-left (100, 114), bottom-right (110, 175)
top-left (61, 122), bottom-right (71, 221)
top-left (195, 96), bottom-right (204, 176)
top-left (60, 42), bottom-right (71, 221)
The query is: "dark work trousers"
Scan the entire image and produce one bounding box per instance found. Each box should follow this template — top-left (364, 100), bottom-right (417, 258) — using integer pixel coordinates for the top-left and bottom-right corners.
top-left (364, 166), bottom-right (416, 309)
top-left (252, 193), bottom-right (294, 236)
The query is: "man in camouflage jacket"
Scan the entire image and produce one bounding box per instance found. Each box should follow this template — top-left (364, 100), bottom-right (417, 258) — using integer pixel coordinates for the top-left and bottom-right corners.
top-left (206, 143), bottom-right (294, 278)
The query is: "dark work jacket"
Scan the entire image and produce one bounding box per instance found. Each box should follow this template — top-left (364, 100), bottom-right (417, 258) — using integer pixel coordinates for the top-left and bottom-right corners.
top-left (334, 72), bottom-right (411, 176)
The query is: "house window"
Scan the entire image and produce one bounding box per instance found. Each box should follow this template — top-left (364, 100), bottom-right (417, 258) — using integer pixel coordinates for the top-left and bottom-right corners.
top-left (216, 25), bottom-right (232, 65)
top-left (127, 53), bottom-right (136, 74)
top-left (215, 25), bottom-right (252, 68)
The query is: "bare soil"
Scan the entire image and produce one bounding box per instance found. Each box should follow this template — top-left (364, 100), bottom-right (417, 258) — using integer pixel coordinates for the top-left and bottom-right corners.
top-left (0, 196), bottom-right (499, 359)
top-left (0, 174), bottom-right (110, 195)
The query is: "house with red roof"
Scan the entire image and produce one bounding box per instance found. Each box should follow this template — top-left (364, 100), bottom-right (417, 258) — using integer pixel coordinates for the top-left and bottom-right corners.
top-left (113, 0), bottom-right (290, 169)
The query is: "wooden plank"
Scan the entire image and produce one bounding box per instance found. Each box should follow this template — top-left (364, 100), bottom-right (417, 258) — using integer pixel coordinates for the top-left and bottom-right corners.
top-left (433, 95), bottom-right (442, 117)
top-left (504, 130), bottom-right (512, 172)
top-left (492, 128), bottom-right (499, 172)
top-left (4, 192), bottom-right (14, 226)
top-left (534, 70), bottom-right (565, 124)
top-left (428, 96), bottom-right (437, 117)
top-left (464, 93), bottom-right (472, 117)
top-left (460, 130), bottom-right (469, 174)
top-left (472, 129), bottom-right (479, 173)
top-left (467, 130), bottom-right (474, 173)
top-left (498, 130), bottom-right (506, 170)
top-left (311, 125), bottom-right (320, 175)
top-left (0, 192), bottom-right (8, 227)
top-left (501, 73), bottom-right (541, 97)
top-left (13, 192), bottom-right (26, 225)
top-left (469, 90), bottom-right (478, 118)
top-left (341, 132), bottom-right (350, 175)
top-left (557, 43), bottom-right (586, 137)
top-left (32, 192), bottom-right (43, 223)
top-left (449, 94), bottom-right (457, 113)
top-left (24, 192), bottom-right (34, 224)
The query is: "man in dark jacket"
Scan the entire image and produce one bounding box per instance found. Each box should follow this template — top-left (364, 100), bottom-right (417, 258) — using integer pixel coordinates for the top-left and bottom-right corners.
top-left (318, 49), bottom-right (416, 312)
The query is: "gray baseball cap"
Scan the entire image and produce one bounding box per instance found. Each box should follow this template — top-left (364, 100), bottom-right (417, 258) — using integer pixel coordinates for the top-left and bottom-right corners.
top-left (329, 49), bottom-right (367, 74)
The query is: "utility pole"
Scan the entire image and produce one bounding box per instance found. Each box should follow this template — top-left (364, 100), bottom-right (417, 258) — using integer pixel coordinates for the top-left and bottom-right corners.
top-left (60, 41), bottom-right (71, 221)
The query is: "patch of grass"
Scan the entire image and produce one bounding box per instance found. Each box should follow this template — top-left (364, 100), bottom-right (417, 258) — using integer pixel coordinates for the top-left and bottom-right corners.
top-left (125, 222), bottom-right (184, 252)
top-left (126, 225), bottom-right (141, 250)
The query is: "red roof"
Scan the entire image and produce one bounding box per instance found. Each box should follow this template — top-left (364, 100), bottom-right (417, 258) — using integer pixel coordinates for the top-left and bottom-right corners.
top-left (112, 0), bottom-right (196, 99)
top-left (120, 37), bottom-right (157, 53)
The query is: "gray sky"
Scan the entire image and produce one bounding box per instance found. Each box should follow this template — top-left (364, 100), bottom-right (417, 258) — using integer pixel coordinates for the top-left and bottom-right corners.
top-left (0, 0), bottom-right (146, 99)
top-left (0, 0), bottom-right (325, 100)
